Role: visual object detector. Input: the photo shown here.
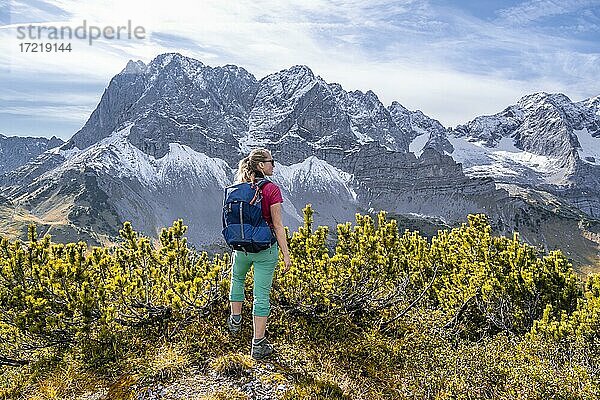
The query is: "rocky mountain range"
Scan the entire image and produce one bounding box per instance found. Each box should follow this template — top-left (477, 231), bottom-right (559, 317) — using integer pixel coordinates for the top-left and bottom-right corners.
top-left (448, 92), bottom-right (600, 217)
top-left (0, 53), bottom-right (598, 271)
top-left (0, 134), bottom-right (63, 175)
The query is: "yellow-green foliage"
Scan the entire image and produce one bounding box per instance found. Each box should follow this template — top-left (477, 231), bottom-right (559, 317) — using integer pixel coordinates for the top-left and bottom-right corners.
top-left (0, 205), bottom-right (598, 399)
top-left (430, 214), bottom-right (581, 338)
top-left (273, 207), bottom-right (430, 333)
top-left (0, 220), bottom-right (229, 367)
top-left (274, 208), bottom-right (580, 339)
top-left (530, 273), bottom-right (600, 351)
top-left (109, 220), bottom-right (229, 331)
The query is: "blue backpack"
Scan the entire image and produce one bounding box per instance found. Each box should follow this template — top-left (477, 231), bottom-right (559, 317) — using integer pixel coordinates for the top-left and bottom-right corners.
top-left (222, 179), bottom-right (277, 253)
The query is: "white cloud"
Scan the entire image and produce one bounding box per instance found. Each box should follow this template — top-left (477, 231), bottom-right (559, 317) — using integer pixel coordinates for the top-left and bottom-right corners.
top-left (496, 0), bottom-right (600, 25)
top-left (0, 0), bottom-right (598, 135)
top-left (0, 105), bottom-right (93, 121)
top-left (0, 88), bottom-right (99, 105)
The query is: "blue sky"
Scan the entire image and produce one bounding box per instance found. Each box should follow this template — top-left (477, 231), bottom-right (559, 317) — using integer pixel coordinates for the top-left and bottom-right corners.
top-left (0, 0), bottom-right (599, 140)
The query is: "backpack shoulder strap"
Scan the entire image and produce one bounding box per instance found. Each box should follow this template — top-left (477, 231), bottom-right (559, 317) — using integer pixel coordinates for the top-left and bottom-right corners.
top-left (249, 179), bottom-right (272, 205)
top-left (255, 178), bottom-right (271, 189)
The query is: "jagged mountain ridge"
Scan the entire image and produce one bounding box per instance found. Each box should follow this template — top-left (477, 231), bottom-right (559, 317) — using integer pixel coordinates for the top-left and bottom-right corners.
top-left (61, 53), bottom-right (448, 163)
top-left (0, 134), bottom-right (63, 175)
top-left (1, 53), bottom-right (599, 269)
top-left (447, 92), bottom-right (600, 218)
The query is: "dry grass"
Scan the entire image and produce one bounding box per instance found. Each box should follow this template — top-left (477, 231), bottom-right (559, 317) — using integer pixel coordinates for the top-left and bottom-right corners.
top-left (260, 372), bottom-right (288, 385)
top-left (20, 361), bottom-right (106, 400)
top-left (209, 353), bottom-right (254, 378)
top-left (29, 193), bottom-right (76, 225)
top-left (200, 387), bottom-right (249, 400)
top-left (106, 375), bottom-right (137, 400)
top-left (144, 343), bottom-right (191, 382)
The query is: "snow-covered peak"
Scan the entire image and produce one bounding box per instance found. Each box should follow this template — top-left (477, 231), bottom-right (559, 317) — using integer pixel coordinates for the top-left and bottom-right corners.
top-left (247, 65), bottom-right (335, 146)
top-left (389, 101), bottom-right (408, 114)
top-left (388, 100), bottom-right (450, 154)
top-left (517, 92), bottom-right (573, 109)
top-left (220, 64), bottom-right (256, 81)
top-left (447, 134), bottom-right (569, 185)
top-left (364, 90), bottom-right (379, 102)
top-left (328, 82), bottom-right (343, 93)
top-left (43, 125), bottom-right (233, 189)
top-left (280, 65), bottom-right (316, 79)
top-left (584, 95), bottom-right (600, 104)
top-left (580, 95), bottom-right (600, 116)
top-left (149, 52), bottom-right (203, 69)
top-left (0, 135), bottom-right (65, 177)
top-left (258, 64), bottom-right (321, 97)
top-left (273, 156), bottom-right (357, 200)
top-left (145, 52), bottom-right (206, 82)
top-left (346, 90), bottom-right (379, 110)
top-left (446, 91), bottom-right (600, 190)
top-left (516, 91), bottom-right (549, 109)
top-left (452, 111), bottom-right (516, 146)
top-left (121, 59), bottom-right (147, 75)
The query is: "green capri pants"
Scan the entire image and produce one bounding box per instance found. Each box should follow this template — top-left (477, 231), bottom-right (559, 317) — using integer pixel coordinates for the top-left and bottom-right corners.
top-left (229, 242), bottom-right (279, 317)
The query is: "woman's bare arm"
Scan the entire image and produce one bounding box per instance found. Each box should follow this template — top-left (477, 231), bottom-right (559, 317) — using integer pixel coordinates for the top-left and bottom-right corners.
top-left (270, 203), bottom-right (291, 272)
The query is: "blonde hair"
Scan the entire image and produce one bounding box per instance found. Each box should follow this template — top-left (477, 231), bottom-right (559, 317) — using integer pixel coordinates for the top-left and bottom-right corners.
top-left (235, 148), bottom-right (272, 183)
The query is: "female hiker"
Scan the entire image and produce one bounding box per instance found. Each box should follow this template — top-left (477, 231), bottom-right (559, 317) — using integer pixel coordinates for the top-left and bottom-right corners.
top-left (226, 148), bottom-right (291, 359)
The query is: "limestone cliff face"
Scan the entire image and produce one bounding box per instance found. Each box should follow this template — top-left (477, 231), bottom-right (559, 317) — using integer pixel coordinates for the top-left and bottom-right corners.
top-left (0, 134), bottom-right (63, 176)
top-left (450, 92), bottom-right (600, 218)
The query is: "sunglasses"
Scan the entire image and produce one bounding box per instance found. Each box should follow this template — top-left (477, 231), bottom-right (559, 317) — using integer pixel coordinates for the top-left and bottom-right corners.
top-left (263, 159), bottom-right (275, 166)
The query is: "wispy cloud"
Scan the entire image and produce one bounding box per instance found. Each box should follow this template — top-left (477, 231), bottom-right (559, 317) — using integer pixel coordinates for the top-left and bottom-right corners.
top-left (0, 105), bottom-right (92, 121)
top-left (0, 0), bottom-right (598, 136)
top-left (7, 0), bottom-right (72, 24)
top-left (495, 0), bottom-right (600, 25)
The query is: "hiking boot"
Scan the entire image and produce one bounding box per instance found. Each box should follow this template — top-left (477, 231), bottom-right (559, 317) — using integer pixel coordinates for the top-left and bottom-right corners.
top-left (251, 337), bottom-right (274, 360)
top-left (227, 314), bottom-right (242, 334)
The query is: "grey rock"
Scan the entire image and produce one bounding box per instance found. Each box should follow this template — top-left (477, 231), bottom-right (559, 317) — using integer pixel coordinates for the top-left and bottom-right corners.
top-left (450, 91), bottom-right (600, 218)
top-left (388, 101), bottom-right (453, 154)
top-left (0, 134), bottom-right (63, 176)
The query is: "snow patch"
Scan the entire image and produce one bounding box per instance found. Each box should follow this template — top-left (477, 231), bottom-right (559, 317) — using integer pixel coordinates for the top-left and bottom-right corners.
top-left (350, 125), bottom-right (374, 145)
top-left (574, 128), bottom-right (600, 165)
top-left (448, 135), bottom-right (566, 184)
top-left (409, 132), bottom-right (430, 157)
top-left (59, 146), bottom-right (81, 160)
top-left (405, 212), bottom-right (447, 225)
top-left (273, 156), bottom-right (357, 201)
top-left (42, 124), bottom-right (233, 189)
top-left (157, 143), bottom-right (231, 188)
top-left (48, 144), bottom-right (81, 160)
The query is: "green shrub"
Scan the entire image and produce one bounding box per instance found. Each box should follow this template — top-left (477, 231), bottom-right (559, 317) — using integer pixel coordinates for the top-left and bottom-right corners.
top-left (430, 214), bottom-right (581, 339)
top-left (0, 206), bottom-right (598, 398)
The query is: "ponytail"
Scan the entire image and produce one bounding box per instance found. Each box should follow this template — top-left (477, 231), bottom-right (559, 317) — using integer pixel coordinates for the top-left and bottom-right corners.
top-left (235, 149), bottom-right (271, 183)
top-left (235, 156), bottom-right (252, 183)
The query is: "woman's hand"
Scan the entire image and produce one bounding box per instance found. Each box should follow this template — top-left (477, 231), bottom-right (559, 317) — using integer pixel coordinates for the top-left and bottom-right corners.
top-left (281, 253), bottom-right (291, 274)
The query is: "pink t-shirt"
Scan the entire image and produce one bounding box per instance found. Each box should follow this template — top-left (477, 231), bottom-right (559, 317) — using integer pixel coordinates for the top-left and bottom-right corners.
top-left (260, 181), bottom-right (283, 228)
